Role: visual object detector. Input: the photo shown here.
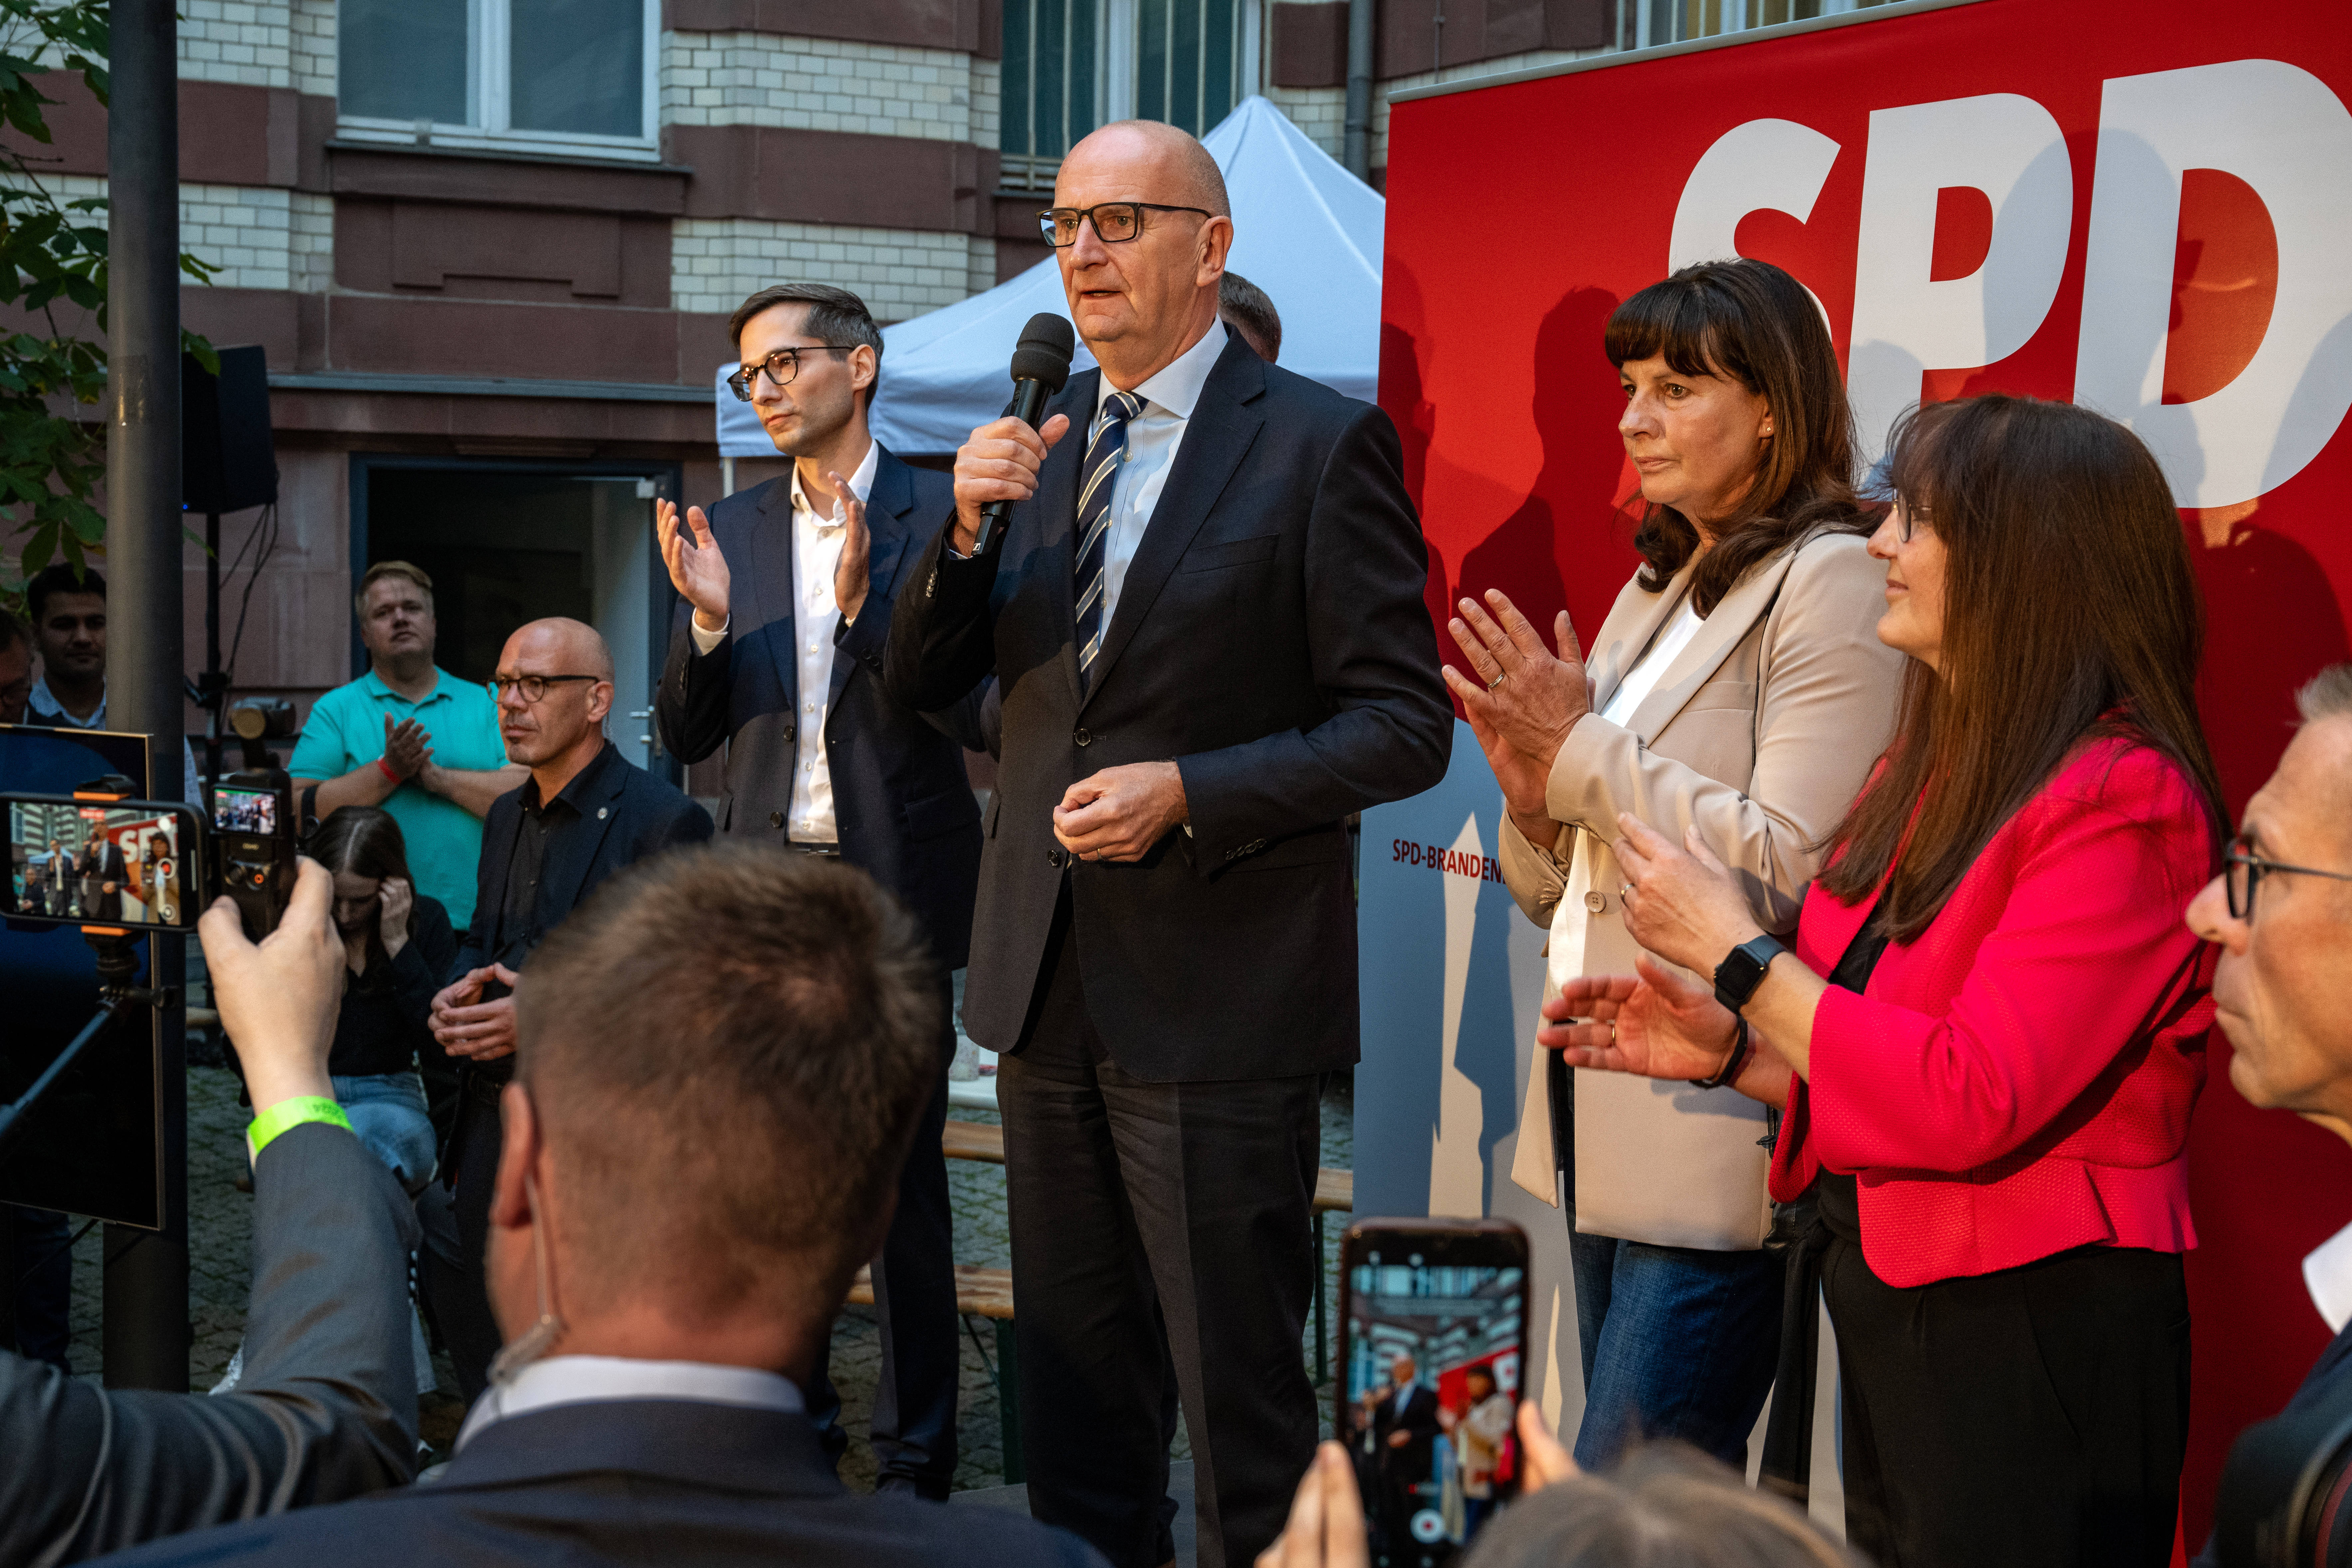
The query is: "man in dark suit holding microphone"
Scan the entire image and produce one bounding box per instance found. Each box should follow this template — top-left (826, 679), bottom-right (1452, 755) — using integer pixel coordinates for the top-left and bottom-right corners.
top-left (653, 282), bottom-right (980, 1498)
top-left (886, 120), bottom-right (1450, 1568)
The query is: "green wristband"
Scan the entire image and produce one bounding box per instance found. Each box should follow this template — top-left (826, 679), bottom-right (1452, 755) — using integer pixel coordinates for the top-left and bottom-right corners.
top-left (246, 1097), bottom-right (351, 1163)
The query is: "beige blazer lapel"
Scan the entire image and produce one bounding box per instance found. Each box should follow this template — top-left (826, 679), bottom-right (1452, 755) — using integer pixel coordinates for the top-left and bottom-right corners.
top-left (1583, 566), bottom-right (1689, 715)
top-left (1618, 548), bottom-right (1801, 742)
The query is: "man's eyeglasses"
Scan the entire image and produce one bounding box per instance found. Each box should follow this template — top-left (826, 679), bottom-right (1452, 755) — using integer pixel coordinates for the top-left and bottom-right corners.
top-left (2225, 833), bottom-right (2352, 920)
top-left (726, 346), bottom-right (857, 402)
top-left (490, 674), bottom-right (601, 705)
top-left (1038, 202), bottom-right (1215, 248)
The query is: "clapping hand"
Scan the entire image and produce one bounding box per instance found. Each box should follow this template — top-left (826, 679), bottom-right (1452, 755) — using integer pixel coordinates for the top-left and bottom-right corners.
top-left (1442, 591), bottom-right (1594, 845)
top-left (828, 470), bottom-right (871, 622)
top-left (1612, 812), bottom-right (1764, 976)
top-left (1541, 957), bottom-right (1740, 1081)
top-left (381, 715), bottom-right (432, 782)
top-left (657, 499), bottom-right (733, 632)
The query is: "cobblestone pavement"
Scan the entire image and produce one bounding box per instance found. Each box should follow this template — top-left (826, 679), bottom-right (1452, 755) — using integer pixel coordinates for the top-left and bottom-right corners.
top-left (63, 1055), bottom-right (1356, 1496)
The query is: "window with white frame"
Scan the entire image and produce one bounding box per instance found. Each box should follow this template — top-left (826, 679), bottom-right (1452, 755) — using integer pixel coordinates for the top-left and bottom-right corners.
top-left (1001, 0), bottom-right (1259, 194)
top-left (339, 0), bottom-right (659, 159)
top-left (1623, 0), bottom-right (1896, 50)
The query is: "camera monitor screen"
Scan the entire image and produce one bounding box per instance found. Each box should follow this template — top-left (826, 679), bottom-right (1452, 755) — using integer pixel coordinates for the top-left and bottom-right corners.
top-left (213, 785), bottom-right (277, 837)
top-left (6, 800), bottom-right (192, 928)
top-left (1347, 1260), bottom-right (1526, 1564)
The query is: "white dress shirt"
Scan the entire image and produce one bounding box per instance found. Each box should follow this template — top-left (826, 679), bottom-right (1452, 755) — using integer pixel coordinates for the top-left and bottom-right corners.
top-left (27, 676), bottom-right (203, 802)
top-left (2307, 1218), bottom-right (2352, 1333)
top-left (690, 440), bottom-right (877, 844)
top-left (1085, 320), bottom-right (1228, 635)
top-left (454, 1354), bottom-right (804, 1452)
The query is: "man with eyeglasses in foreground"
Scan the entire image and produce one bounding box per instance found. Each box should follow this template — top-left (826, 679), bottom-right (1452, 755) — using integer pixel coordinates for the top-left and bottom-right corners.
top-left (2186, 664), bottom-right (2352, 1564)
top-left (425, 617), bottom-right (711, 1404)
top-left (655, 283), bottom-right (983, 1497)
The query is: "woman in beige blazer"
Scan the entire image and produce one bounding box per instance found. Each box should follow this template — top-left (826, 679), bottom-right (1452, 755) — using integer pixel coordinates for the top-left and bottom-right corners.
top-left (1444, 259), bottom-right (1905, 1470)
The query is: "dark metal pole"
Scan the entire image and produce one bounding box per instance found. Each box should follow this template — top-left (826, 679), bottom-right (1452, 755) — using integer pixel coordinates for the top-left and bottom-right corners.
top-left (1343, 0), bottom-right (1374, 184)
top-left (204, 509), bottom-right (221, 789)
top-left (104, 0), bottom-right (190, 1393)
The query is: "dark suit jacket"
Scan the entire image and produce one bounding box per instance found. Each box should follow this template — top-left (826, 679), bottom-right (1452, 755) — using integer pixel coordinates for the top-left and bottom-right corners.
top-left (1, 1123), bottom-right (419, 1565)
top-left (2193, 1316), bottom-right (2352, 1567)
top-left (451, 743), bottom-right (713, 986)
top-left (656, 446), bottom-right (984, 969)
top-left (1371, 1383), bottom-right (1443, 1488)
top-left (90, 1397), bottom-right (1108, 1568)
top-left (885, 336), bottom-right (1451, 1079)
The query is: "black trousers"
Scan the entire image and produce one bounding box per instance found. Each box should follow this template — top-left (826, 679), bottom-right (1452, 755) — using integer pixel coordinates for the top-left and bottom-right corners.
top-left (1826, 1237), bottom-right (2191, 1568)
top-left (422, 1074), bottom-right (507, 1405)
top-left (1000, 898), bottom-right (1323, 1568)
top-left (804, 1005), bottom-right (962, 1497)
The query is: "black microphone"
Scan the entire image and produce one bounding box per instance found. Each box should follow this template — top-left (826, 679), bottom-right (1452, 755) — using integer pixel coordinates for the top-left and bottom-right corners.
top-left (974, 312), bottom-right (1076, 556)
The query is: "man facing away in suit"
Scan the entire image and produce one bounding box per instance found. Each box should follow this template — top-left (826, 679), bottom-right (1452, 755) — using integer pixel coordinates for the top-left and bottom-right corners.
top-left (653, 282), bottom-right (980, 1497)
top-left (425, 617), bottom-right (712, 1402)
top-left (886, 120), bottom-right (1451, 1568)
top-left (92, 845), bottom-right (1103, 1568)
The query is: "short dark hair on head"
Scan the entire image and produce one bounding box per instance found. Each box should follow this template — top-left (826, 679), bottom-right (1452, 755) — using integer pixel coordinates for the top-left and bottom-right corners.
top-left (513, 844), bottom-right (940, 1324)
top-left (355, 560), bottom-right (433, 619)
top-left (27, 563), bottom-right (104, 625)
top-left (1461, 1445), bottom-right (1860, 1568)
top-left (1219, 271), bottom-right (1281, 362)
top-left (728, 282), bottom-right (885, 407)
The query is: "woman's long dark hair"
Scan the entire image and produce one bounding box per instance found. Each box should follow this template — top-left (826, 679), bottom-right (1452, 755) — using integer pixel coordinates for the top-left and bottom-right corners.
top-left (1606, 259), bottom-right (1872, 615)
top-left (1815, 395), bottom-right (2226, 940)
top-left (305, 806), bottom-right (415, 976)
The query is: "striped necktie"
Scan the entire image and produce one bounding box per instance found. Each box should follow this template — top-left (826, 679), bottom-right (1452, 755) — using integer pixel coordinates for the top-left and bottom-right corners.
top-left (1074, 390), bottom-right (1142, 685)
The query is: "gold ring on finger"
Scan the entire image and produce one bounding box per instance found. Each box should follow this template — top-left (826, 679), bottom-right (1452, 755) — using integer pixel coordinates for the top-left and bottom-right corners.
top-left (1487, 670), bottom-right (1508, 690)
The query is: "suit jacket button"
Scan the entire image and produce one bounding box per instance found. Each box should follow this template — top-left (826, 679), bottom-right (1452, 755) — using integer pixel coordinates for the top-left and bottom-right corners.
top-left (1073, 727), bottom-right (1091, 747)
top-left (769, 811), bottom-right (785, 829)
top-left (1584, 891), bottom-right (1606, 913)
top-left (1047, 848), bottom-right (1064, 868)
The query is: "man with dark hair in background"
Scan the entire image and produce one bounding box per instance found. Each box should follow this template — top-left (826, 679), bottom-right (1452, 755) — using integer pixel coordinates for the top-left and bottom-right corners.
top-left (23, 564), bottom-right (200, 799)
top-left (1218, 271), bottom-right (1281, 363)
top-left (424, 618), bottom-right (710, 1403)
top-left (99, 845), bottom-right (1101, 1568)
top-left (655, 281), bottom-right (981, 1496)
top-left (291, 561), bottom-right (523, 936)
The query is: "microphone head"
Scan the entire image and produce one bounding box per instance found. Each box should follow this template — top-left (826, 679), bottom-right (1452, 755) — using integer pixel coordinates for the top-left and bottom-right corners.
top-left (1009, 312), bottom-right (1076, 392)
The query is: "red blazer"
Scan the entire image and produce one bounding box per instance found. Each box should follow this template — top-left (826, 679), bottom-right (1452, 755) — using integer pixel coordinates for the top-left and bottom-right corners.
top-left (1769, 737), bottom-right (2217, 1288)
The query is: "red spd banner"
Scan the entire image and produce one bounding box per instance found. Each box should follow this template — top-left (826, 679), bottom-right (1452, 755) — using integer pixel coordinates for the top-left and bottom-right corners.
top-left (1381, 0), bottom-right (2352, 1539)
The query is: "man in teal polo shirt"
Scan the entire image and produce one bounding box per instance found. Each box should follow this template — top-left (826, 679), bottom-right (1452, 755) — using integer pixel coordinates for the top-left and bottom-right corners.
top-left (290, 562), bottom-right (523, 934)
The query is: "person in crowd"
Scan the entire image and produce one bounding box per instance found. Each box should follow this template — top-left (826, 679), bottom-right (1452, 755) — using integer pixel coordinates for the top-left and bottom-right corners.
top-left (1545, 393), bottom-right (2222, 1568)
top-left (1265, 1406), bottom-right (1857, 1568)
top-left (0, 859), bottom-right (421, 1563)
top-left (2183, 665), bottom-right (2352, 1566)
top-left (424, 617), bottom-right (710, 1403)
top-left (1220, 270), bottom-right (1281, 362)
top-left (95, 846), bottom-right (1102, 1568)
top-left (291, 562), bottom-right (524, 936)
top-left (22, 564), bottom-right (201, 800)
top-left (22, 838), bottom-right (53, 916)
top-left (1445, 258), bottom-right (1904, 1470)
top-left (1440, 1365), bottom-right (1514, 1541)
top-left (44, 839), bottom-right (69, 917)
top-left (655, 281), bottom-right (981, 1498)
top-left (86, 830), bottom-right (127, 923)
top-left (887, 117), bottom-right (1450, 1568)
top-left (0, 606), bottom-right (33, 722)
top-left (1358, 1354), bottom-right (1442, 1551)
top-left (308, 806), bottom-right (458, 1192)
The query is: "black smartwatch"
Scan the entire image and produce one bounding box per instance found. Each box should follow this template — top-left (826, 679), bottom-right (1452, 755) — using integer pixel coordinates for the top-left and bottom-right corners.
top-left (1713, 934), bottom-right (1788, 1014)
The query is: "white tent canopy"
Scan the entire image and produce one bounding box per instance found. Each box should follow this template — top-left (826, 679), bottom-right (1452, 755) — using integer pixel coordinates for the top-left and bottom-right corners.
top-left (715, 96), bottom-right (1384, 458)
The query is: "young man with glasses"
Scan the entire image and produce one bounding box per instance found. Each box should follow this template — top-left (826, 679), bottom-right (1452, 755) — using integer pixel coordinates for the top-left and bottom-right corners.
top-left (654, 282), bottom-right (983, 1498)
top-left (425, 616), bottom-right (710, 1403)
top-left (888, 120), bottom-right (1449, 1568)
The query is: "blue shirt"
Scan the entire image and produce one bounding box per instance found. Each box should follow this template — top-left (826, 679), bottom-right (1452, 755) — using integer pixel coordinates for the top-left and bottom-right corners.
top-left (290, 668), bottom-right (507, 931)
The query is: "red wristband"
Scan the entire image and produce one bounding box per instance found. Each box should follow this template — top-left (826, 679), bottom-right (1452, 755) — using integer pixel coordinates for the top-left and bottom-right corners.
top-left (377, 756), bottom-right (402, 783)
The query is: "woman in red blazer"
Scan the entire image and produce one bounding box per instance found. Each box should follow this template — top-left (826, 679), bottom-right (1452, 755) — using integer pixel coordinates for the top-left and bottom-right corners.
top-left (1546, 394), bottom-right (2224, 1568)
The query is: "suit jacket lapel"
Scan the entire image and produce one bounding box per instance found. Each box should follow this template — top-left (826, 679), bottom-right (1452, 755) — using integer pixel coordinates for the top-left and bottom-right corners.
top-left (1079, 340), bottom-right (1265, 710)
top-left (1621, 545), bottom-right (1804, 742)
top-left (743, 478), bottom-right (799, 710)
top-left (1035, 372), bottom-right (1094, 708)
top-left (1588, 564), bottom-right (1690, 714)
top-left (539, 754), bottom-right (626, 922)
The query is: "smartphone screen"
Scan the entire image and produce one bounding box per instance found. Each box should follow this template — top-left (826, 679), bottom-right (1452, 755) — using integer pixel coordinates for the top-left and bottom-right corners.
top-left (5, 797), bottom-right (194, 929)
top-left (1341, 1220), bottom-right (1529, 1567)
top-left (213, 786), bottom-right (278, 836)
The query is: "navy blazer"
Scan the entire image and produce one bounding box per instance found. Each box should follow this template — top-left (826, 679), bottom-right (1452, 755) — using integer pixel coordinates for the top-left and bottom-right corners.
top-left (90, 1397), bottom-right (1108, 1568)
top-left (657, 445), bottom-right (984, 970)
top-left (451, 743), bottom-right (713, 983)
top-left (885, 336), bottom-right (1451, 1080)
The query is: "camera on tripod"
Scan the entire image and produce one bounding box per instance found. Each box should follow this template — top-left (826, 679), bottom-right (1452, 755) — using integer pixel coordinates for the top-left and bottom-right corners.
top-left (1, 698), bottom-right (299, 940)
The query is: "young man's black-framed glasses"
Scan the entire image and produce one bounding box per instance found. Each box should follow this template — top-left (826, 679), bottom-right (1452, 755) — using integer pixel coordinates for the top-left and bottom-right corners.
top-left (490, 674), bottom-right (601, 705)
top-left (2225, 832), bottom-right (2352, 920)
top-left (727, 345), bottom-right (857, 402)
top-left (1038, 202), bottom-right (1215, 248)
